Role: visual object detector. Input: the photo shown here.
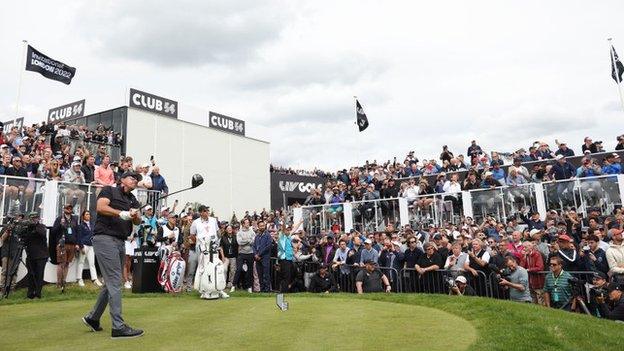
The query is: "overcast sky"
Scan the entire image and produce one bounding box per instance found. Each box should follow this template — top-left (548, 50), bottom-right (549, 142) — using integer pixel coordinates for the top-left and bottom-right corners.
top-left (1, 1), bottom-right (624, 171)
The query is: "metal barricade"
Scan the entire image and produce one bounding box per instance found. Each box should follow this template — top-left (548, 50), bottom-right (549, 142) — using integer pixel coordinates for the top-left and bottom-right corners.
top-left (400, 268), bottom-right (490, 297)
top-left (136, 188), bottom-right (166, 213)
top-left (577, 175), bottom-right (621, 216)
top-left (542, 178), bottom-right (579, 213)
top-left (56, 181), bottom-right (93, 218)
top-left (350, 198), bottom-right (399, 232)
top-left (501, 182), bottom-right (538, 219)
top-left (300, 204), bottom-right (343, 235)
top-left (0, 175), bottom-right (46, 220)
top-left (379, 266), bottom-right (401, 292)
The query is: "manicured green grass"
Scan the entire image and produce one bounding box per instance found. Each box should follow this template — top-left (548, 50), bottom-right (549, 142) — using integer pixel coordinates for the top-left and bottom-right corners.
top-left (1, 283), bottom-right (623, 351)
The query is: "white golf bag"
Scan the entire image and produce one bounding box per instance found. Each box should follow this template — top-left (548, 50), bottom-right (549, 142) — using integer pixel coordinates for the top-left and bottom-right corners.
top-left (157, 246), bottom-right (186, 294)
top-left (194, 237), bottom-right (227, 299)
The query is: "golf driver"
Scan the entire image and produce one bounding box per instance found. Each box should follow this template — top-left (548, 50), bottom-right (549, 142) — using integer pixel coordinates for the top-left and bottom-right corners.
top-left (139, 173), bottom-right (204, 210)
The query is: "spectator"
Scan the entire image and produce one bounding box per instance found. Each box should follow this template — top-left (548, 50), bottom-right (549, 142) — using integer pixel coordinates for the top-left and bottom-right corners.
top-left (450, 275), bottom-right (476, 296)
top-left (582, 137), bottom-right (597, 154)
top-left (94, 155), bottom-right (115, 187)
top-left (136, 164), bottom-right (152, 189)
top-left (581, 234), bottom-right (609, 276)
top-left (355, 260), bottom-right (391, 294)
top-left (359, 239), bottom-right (379, 265)
top-left (606, 228), bottom-right (624, 281)
top-left (76, 210), bottom-right (102, 287)
top-left (81, 155), bottom-right (96, 183)
top-left (50, 204), bottom-right (79, 291)
top-left (309, 264), bottom-right (337, 293)
top-left (520, 240), bottom-right (545, 304)
top-left (220, 225), bottom-right (238, 291)
top-left (467, 140), bottom-right (483, 160)
top-left (150, 166), bottom-right (169, 195)
top-left (543, 256), bottom-right (573, 309)
top-left (277, 219), bottom-right (302, 293)
top-left (414, 242), bottom-right (443, 293)
top-left (232, 217), bottom-right (255, 293)
top-left (253, 221), bottom-right (272, 292)
top-left (555, 141), bottom-right (574, 157)
top-left (444, 242), bottom-right (468, 272)
top-left (62, 161), bottom-right (86, 207)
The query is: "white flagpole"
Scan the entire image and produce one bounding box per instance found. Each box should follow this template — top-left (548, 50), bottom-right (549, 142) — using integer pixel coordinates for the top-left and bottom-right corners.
top-left (608, 38), bottom-right (624, 112)
top-left (14, 40), bottom-right (28, 125)
top-left (354, 95), bottom-right (361, 168)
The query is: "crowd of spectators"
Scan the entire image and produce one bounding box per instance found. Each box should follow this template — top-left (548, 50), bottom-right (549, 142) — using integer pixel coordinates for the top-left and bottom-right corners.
top-left (271, 135), bottom-right (624, 183)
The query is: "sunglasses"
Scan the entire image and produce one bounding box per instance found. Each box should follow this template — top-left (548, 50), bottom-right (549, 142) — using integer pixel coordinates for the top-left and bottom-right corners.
top-left (549, 263), bottom-right (560, 267)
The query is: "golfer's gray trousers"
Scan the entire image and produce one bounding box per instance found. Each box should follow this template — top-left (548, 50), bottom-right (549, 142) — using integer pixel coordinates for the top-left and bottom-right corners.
top-left (87, 235), bottom-right (126, 329)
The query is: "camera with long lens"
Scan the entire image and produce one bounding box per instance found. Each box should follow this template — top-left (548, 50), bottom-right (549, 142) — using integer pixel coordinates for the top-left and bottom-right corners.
top-left (568, 276), bottom-right (590, 300)
top-left (488, 263), bottom-right (511, 283)
top-left (2, 216), bottom-right (37, 244)
top-left (445, 277), bottom-right (456, 289)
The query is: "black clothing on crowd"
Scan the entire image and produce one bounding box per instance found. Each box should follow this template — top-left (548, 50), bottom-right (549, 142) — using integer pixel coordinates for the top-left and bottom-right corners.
top-left (82, 164), bottom-right (95, 183)
top-left (24, 223), bottom-right (48, 299)
top-left (597, 295), bottom-right (624, 321)
top-left (94, 186), bottom-right (140, 239)
top-left (309, 272), bottom-right (337, 293)
top-left (220, 235), bottom-right (238, 259)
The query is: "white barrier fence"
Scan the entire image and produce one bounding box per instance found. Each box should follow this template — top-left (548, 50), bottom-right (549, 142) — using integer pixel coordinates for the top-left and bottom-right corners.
top-left (297, 174), bottom-right (624, 234)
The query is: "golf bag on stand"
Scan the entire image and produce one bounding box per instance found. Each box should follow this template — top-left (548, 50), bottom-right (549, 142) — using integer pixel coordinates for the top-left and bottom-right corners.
top-left (194, 237), bottom-right (228, 299)
top-left (157, 246), bottom-right (186, 293)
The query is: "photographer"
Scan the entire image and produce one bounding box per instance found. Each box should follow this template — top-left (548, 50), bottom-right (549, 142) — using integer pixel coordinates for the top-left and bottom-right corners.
top-left (585, 272), bottom-right (610, 317)
top-left (22, 213), bottom-right (48, 299)
top-left (450, 275), bottom-right (476, 296)
top-left (51, 204), bottom-right (79, 291)
top-left (596, 283), bottom-right (624, 321)
top-left (0, 217), bottom-right (20, 294)
top-left (580, 234), bottom-right (609, 276)
top-left (498, 256), bottom-right (532, 303)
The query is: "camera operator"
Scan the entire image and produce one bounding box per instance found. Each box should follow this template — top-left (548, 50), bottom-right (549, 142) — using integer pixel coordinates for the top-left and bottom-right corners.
top-left (450, 275), bottom-right (476, 296)
top-left (583, 272), bottom-right (610, 317)
top-left (498, 256), bottom-right (532, 303)
top-left (22, 212), bottom-right (48, 299)
top-left (596, 283), bottom-right (624, 321)
top-left (0, 217), bottom-right (20, 294)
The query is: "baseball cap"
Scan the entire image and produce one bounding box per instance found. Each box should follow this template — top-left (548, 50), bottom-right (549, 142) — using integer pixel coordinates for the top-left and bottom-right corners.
top-left (529, 229), bottom-right (541, 237)
top-left (555, 154), bottom-right (564, 160)
top-left (557, 234), bottom-right (574, 242)
top-left (391, 241), bottom-right (401, 247)
top-left (455, 276), bottom-right (468, 284)
top-left (144, 205), bottom-right (153, 211)
top-left (364, 239), bottom-right (373, 245)
top-left (64, 203), bottom-right (73, 209)
top-left (484, 171), bottom-right (493, 177)
top-left (121, 171), bottom-right (142, 181)
top-left (71, 161), bottom-right (81, 167)
top-left (592, 271), bottom-right (608, 281)
top-left (607, 283), bottom-right (622, 293)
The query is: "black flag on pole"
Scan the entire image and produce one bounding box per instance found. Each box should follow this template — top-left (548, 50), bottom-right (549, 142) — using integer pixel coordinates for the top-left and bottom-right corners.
top-left (356, 99), bottom-right (369, 132)
top-left (612, 45), bottom-right (624, 84)
top-left (25, 45), bottom-right (76, 85)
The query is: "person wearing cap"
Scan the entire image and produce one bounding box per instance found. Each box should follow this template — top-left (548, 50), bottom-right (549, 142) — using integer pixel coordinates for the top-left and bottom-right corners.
top-left (606, 228), bottom-right (624, 281)
top-left (359, 238), bottom-right (379, 265)
top-left (309, 264), bottom-right (337, 293)
top-left (82, 170), bottom-right (143, 339)
top-left (355, 260), bottom-right (392, 294)
top-left (584, 271), bottom-right (609, 317)
top-left (62, 160), bottom-right (87, 206)
top-left (51, 203), bottom-right (79, 291)
top-left (450, 275), bottom-right (476, 296)
top-left (596, 283), bottom-right (624, 321)
top-left (22, 212), bottom-right (48, 299)
top-left (136, 164), bottom-right (153, 190)
top-left (276, 217), bottom-right (303, 293)
top-left (554, 234), bottom-right (582, 272)
top-left (554, 141), bottom-right (574, 157)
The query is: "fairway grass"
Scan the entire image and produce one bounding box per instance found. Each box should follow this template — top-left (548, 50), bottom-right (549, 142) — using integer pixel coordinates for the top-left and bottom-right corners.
top-left (2, 285), bottom-right (624, 350)
top-left (0, 295), bottom-right (474, 351)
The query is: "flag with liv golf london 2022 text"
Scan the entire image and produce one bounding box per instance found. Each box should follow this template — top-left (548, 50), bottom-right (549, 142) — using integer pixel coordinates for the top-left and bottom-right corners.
top-left (25, 45), bottom-right (76, 85)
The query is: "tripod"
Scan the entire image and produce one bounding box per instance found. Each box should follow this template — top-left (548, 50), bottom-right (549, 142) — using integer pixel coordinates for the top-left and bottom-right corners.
top-left (1, 235), bottom-right (27, 299)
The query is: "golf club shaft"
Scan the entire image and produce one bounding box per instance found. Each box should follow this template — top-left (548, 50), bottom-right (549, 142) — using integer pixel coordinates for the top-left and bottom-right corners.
top-left (138, 186), bottom-right (194, 210)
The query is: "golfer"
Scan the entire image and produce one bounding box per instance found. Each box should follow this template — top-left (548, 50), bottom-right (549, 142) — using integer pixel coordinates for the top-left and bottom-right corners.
top-left (82, 171), bottom-right (144, 339)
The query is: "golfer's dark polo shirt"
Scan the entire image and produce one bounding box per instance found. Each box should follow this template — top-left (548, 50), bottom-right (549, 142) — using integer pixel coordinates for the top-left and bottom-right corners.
top-left (94, 186), bottom-right (140, 240)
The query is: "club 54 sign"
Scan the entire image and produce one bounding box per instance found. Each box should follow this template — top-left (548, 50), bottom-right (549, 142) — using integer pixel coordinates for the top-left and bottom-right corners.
top-left (129, 88), bottom-right (178, 118)
top-left (47, 99), bottom-right (85, 124)
top-left (209, 111), bottom-right (245, 136)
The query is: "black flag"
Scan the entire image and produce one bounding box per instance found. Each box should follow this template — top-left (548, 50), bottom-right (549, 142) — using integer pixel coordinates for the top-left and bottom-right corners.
top-left (25, 45), bottom-right (76, 85)
top-left (356, 99), bottom-right (369, 132)
top-left (612, 45), bottom-right (624, 84)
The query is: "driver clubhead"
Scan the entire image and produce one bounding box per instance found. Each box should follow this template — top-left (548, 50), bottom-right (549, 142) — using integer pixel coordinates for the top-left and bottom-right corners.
top-left (191, 174), bottom-right (204, 188)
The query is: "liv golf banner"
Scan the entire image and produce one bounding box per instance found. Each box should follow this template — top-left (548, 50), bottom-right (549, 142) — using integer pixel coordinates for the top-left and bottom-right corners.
top-left (25, 45), bottom-right (76, 85)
